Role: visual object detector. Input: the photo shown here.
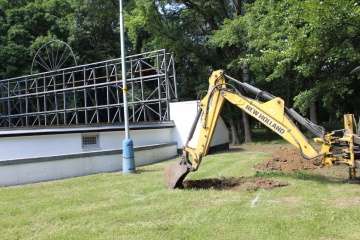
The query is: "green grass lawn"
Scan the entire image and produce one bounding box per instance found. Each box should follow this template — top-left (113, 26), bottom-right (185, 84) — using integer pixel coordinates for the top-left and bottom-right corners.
top-left (1, 143), bottom-right (359, 240)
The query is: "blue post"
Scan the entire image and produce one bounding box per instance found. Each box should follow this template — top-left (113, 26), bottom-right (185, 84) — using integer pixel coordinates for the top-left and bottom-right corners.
top-left (119, 0), bottom-right (135, 174)
top-left (122, 138), bottom-right (135, 173)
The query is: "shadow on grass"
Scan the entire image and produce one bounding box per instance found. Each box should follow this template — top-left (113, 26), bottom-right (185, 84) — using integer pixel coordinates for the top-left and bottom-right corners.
top-left (224, 147), bottom-right (246, 153)
top-left (133, 169), bottom-right (160, 173)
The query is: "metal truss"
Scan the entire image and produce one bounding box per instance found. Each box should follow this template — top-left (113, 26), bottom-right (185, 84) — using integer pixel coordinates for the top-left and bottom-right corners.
top-left (0, 49), bottom-right (177, 128)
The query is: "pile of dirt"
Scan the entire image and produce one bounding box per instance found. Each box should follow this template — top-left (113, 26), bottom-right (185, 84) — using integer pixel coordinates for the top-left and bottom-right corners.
top-left (254, 147), bottom-right (321, 173)
top-left (183, 177), bottom-right (288, 191)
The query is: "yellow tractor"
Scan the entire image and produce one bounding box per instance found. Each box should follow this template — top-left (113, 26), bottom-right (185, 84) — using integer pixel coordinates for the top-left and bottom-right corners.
top-left (165, 70), bottom-right (360, 189)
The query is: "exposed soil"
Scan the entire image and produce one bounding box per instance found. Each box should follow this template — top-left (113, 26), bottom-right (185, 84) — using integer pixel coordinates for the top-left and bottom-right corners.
top-left (254, 147), bottom-right (322, 173)
top-left (181, 145), bottom-right (341, 192)
top-left (183, 177), bottom-right (288, 191)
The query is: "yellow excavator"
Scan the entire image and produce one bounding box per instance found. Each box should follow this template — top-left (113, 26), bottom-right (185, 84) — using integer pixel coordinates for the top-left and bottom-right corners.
top-left (164, 70), bottom-right (360, 189)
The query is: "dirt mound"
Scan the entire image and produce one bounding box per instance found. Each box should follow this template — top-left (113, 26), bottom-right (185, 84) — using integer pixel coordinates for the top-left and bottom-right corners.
top-left (183, 177), bottom-right (288, 191)
top-left (254, 147), bottom-right (321, 173)
top-left (180, 146), bottom-right (323, 192)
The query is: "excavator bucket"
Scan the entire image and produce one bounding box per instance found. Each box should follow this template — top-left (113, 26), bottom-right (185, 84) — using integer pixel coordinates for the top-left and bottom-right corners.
top-left (164, 160), bottom-right (190, 189)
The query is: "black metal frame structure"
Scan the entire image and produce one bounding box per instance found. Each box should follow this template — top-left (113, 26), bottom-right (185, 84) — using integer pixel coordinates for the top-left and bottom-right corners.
top-left (0, 49), bottom-right (177, 128)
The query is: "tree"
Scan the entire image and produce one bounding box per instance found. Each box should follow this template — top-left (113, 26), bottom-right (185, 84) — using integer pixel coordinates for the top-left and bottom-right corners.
top-left (1, 0), bottom-right (73, 78)
top-left (242, 0), bottom-right (360, 123)
top-left (125, 0), bottom-right (254, 143)
top-left (66, 0), bottom-right (121, 63)
top-left (0, 0), bottom-right (35, 78)
top-left (0, 0), bottom-right (124, 79)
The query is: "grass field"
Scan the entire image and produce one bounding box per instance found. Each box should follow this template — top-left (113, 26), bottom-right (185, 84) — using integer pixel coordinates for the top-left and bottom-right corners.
top-left (1, 143), bottom-right (360, 240)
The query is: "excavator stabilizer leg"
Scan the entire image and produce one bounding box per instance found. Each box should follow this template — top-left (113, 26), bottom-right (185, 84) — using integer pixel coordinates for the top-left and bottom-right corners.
top-left (164, 160), bottom-right (190, 189)
top-left (348, 166), bottom-right (360, 183)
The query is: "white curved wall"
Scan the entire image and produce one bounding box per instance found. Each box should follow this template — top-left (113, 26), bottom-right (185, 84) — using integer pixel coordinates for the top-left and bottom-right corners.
top-left (170, 101), bottom-right (229, 150)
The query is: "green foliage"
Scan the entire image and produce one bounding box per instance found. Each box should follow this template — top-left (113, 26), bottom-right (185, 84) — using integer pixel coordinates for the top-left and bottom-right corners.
top-left (0, 0), bottom-right (121, 79)
top-left (254, 170), bottom-right (285, 178)
top-left (210, 16), bottom-right (247, 69)
top-left (66, 0), bottom-right (120, 63)
top-left (0, 42), bottom-right (29, 78)
top-left (226, 0), bottom-right (360, 117)
top-left (293, 89), bottom-right (317, 115)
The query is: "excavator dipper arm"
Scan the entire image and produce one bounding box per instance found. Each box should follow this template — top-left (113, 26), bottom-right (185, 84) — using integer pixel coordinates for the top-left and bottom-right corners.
top-left (164, 70), bottom-right (226, 189)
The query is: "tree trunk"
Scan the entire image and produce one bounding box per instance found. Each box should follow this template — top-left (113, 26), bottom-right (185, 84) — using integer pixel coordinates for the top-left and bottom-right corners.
top-left (231, 0), bottom-right (242, 16)
top-left (286, 73), bottom-right (292, 108)
top-left (310, 101), bottom-right (318, 125)
top-left (266, 126), bottom-right (273, 140)
top-left (265, 80), bottom-right (273, 140)
top-left (230, 118), bottom-right (240, 145)
top-left (242, 111), bottom-right (252, 143)
top-left (226, 103), bottom-right (240, 144)
top-left (240, 64), bottom-right (252, 142)
top-left (236, 121), bottom-right (242, 141)
top-left (225, 65), bottom-right (252, 143)
top-left (328, 112), bottom-right (335, 123)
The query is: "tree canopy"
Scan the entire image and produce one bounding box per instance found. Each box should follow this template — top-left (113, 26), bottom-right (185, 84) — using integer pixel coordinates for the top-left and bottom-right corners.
top-left (1, 0), bottom-right (360, 141)
top-left (239, 0), bottom-right (360, 121)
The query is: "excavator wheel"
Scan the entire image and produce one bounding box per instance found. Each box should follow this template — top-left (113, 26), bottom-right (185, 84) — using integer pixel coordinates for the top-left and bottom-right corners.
top-left (164, 160), bottom-right (190, 189)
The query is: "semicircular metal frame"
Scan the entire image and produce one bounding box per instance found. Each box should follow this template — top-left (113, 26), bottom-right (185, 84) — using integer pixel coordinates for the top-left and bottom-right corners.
top-left (31, 40), bottom-right (77, 75)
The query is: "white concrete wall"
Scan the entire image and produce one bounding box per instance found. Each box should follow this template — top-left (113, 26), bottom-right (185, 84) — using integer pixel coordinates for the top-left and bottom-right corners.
top-left (0, 128), bottom-right (173, 160)
top-left (0, 143), bottom-right (177, 187)
top-left (0, 126), bottom-right (178, 187)
top-left (101, 128), bottom-right (173, 148)
top-left (135, 144), bottom-right (177, 166)
top-left (0, 155), bottom-right (121, 187)
top-left (170, 101), bottom-right (229, 149)
top-left (0, 133), bottom-right (80, 159)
